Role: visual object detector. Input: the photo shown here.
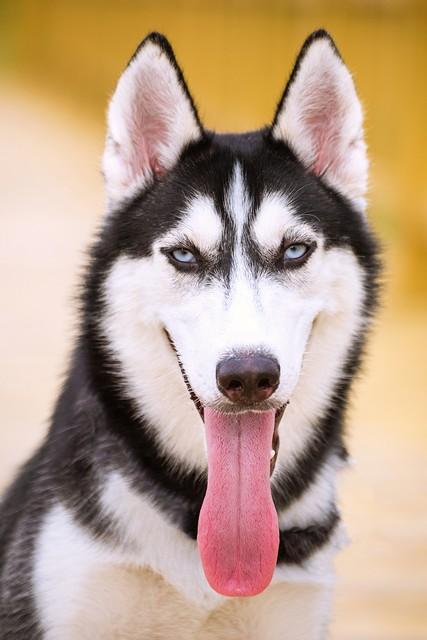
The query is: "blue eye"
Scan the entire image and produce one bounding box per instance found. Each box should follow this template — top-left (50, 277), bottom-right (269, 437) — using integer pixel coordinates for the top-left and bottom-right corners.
top-left (170, 248), bottom-right (197, 264)
top-left (284, 243), bottom-right (310, 261)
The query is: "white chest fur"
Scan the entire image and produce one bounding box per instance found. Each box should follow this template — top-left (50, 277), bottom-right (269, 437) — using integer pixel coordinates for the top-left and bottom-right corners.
top-left (33, 470), bottom-right (344, 639)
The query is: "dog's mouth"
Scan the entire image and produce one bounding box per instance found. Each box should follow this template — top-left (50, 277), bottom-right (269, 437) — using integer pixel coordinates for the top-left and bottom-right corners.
top-left (164, 330), bottom-right (286, 476)
top-left (165, 329), bottom-right (285, 597)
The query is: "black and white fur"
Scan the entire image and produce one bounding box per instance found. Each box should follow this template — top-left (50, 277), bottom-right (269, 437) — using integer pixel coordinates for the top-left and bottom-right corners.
top-left (0, 31), bottom-right (379, 639)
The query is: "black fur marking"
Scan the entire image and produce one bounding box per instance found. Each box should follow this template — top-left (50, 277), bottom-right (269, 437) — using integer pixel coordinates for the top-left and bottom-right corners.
top-left (278, 509), bottom-right (340, 565)
top-left (0, 445), bottom-right (47, 638)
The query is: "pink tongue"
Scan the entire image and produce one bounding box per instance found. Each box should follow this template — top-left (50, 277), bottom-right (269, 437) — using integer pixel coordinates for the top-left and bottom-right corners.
top-left (198, 407), bottom-right (279, 597)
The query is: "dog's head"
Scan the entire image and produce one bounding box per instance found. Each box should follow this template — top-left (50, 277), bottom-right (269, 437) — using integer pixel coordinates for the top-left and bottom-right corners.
top-left (90, 31), bottom-right (378, 597)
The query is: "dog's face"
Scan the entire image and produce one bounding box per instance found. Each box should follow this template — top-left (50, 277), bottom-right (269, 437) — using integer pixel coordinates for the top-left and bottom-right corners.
top-left (93, 32), bottom-right (378, 596)
top-left (103, 157), bottom-right (363, 417)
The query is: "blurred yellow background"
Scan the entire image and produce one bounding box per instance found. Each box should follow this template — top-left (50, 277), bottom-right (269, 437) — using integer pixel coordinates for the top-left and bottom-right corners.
top-left (0, 1), bottom-right (426, 638)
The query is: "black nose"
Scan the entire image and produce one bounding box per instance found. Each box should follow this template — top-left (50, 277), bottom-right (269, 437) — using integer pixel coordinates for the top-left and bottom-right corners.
top-left (216, 354), bottom-right (280, 404)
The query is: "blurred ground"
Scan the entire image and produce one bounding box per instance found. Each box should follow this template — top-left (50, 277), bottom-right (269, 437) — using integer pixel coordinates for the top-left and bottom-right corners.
top-left (1, 80), bottom-right (426, 639)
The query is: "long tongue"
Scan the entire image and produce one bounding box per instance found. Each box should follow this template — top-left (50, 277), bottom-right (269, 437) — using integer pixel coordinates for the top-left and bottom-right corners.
top-left (198, 408), bottom-right (279, 597)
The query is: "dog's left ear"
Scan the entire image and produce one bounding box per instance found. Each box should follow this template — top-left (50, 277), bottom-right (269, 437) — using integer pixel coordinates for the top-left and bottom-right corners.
top-left (103, 33), bottom-right (203, 209)
top-left (271, 30), bottom-right (367, 211)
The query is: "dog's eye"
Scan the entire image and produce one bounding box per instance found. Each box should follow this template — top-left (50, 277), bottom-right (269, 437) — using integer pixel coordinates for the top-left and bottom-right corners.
top-left (161, 245), bottom-right (201, 271)
top-left (171, 248), bottom-right (196, 263)
top-left (284, 243), bottom-right (311, 262)
top-left (166, 247), bottom-right (199, 271)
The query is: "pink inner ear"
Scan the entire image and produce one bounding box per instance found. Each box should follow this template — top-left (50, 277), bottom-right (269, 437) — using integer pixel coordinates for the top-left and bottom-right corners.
top-left (127, 73), bottom-right (177, 182)
top-left (302, 80), bottom-right (343, 177)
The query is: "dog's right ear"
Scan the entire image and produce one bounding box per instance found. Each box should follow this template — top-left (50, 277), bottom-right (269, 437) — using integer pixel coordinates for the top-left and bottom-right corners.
top-left (103, 33), bottom-right (203, 209)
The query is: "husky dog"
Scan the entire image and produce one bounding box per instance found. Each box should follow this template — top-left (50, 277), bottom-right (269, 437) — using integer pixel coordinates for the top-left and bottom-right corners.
top-left (0, 30), bottom-right (379, 639)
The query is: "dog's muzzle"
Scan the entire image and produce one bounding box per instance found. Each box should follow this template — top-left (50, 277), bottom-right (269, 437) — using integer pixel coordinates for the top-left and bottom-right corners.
top-left (164, 329), bottom-right (287, 475)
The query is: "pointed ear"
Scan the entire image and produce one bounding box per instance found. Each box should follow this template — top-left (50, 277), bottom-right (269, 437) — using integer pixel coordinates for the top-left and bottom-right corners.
top-left (102, 33), bottom-right (203, 208)
top-left (271, 30), bottom-right (368, 211)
